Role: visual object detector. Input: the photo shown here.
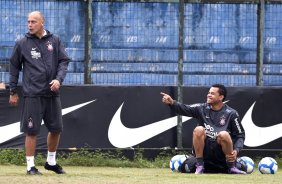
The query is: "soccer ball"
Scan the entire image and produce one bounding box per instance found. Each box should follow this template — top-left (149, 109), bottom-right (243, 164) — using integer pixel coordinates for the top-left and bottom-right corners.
top-left (169, 155), bottom-right (187, 172)
top-left (236, 156), bottom-right (255, 174)
top-left (258, 157), bottom-right (278, 174)
top-left (181, 155), bottom-right (197, 173)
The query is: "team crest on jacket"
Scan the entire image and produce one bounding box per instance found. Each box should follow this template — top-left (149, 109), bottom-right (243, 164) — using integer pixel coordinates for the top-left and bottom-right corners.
top-left (27, 117), bottom-right (33, 128)
top-left (46, 41), bottom-right (53, 51)
top-left (219, 115), bottom-right (226, 125)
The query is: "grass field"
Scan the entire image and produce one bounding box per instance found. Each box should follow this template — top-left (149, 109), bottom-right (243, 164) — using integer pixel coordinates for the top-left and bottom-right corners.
top-left (0, 165), bottom-right (281, 184)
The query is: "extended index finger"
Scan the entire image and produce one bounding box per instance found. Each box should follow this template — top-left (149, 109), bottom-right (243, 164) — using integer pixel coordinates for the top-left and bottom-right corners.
top-left (160, 92), bottom-right (167, 96)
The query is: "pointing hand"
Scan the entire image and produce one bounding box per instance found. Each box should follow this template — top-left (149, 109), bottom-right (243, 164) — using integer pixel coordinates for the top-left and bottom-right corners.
top-left (160, 92), bottom-right (174, 105)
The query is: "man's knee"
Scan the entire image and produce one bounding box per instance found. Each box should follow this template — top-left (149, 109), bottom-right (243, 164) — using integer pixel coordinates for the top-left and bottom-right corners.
top-left (26, 134), bottom-right (37, 139)
top-left (193, 126), bottom-right (206, 138)
top-left (217, 131), bottom-right (231, 143)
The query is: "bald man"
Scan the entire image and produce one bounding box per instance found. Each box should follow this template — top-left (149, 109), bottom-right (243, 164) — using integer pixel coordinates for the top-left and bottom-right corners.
top-left (9, 11), bottom-right (70, 175)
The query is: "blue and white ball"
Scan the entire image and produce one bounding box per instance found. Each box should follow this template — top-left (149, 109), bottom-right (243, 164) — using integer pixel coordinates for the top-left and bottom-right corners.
top-left (236, 156), bottom-right (255, 174)
top-left (169, 155), bottom-right (187, 172)
top-left (258, 157), bottom-right (278, 174)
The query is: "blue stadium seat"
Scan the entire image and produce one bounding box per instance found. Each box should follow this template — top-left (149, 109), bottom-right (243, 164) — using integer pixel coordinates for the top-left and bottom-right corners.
top-left (1, 1), bottom-right (282, 86)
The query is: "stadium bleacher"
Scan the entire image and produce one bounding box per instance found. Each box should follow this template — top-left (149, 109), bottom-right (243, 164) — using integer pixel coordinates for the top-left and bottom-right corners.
top-left (1, 1), bottom-right (282, 86)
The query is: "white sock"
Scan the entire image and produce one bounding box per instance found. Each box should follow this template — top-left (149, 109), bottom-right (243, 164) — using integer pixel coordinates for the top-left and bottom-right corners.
top-left (47, 151), bottom-right (57, 166)
top-left (26, 156), bottom-right (35, 171)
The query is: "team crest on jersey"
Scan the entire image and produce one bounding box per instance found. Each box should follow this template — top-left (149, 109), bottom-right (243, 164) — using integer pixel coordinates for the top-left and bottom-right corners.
top-left (219, 115), bottom-right (226, 125)
top-left (46, 41), bottom-right (53, 51)
top-left (27, 117), bottom-right (33, 128)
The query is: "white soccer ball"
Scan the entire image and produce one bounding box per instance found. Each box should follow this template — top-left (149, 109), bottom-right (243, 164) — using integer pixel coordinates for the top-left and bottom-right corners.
top-left (236, 156), bottom-right (255, 174)
top-left (169, 155), bottom-right (187, 172)
top-left (258, 157), bottom-right (278, 174)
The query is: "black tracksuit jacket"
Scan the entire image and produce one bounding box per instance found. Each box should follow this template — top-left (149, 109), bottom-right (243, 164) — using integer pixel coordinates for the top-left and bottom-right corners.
top-left (170, 102), bottom-right (245, 153)
top-left (9, 30), bottom-right (70, 97)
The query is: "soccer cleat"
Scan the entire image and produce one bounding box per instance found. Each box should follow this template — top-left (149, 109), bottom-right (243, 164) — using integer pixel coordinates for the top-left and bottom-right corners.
top-left (195, 165), bottom-right (204, 174)
top-left (228, 166), bottom-right (246, 174)
top-left (44, 162), bottom-right (66, 174)
top-left (27, 166), bottom-right (43, 175)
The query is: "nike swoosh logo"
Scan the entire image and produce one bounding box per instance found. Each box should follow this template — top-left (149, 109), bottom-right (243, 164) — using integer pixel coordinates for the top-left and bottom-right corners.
top-left (108, 103), bottom-right (191, 148)
top-left (241, 102), bottom-right (282, 147)
top-left (0, 100), bottom-right (96, 144)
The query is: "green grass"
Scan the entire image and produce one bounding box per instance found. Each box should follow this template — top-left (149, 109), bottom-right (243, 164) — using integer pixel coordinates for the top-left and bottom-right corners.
top-left (0, 148), bottom-right (178, 168)
top-left (0, 166), bottom-right (281, 184)
top-left (0, 149), bottom-right (281, 184)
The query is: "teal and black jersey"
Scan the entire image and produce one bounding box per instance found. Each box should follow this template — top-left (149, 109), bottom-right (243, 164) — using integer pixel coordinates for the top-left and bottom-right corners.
top-left (170, 102), bottom-right (245, 153)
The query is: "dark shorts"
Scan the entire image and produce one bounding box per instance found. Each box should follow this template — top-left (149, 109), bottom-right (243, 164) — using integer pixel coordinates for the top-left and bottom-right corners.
top-left (20, 96), bottom-right (63, 135)
top-left (192, 138), bottom-right (229, 173)
top-left (203, 138), bottom-right (229, 173)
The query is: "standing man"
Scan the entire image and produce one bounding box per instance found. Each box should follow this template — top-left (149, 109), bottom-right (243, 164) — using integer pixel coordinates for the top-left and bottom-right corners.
top-left (9, 11), bottom-right (69, 175)
top-left (161, 84), bottom-right (246, 174)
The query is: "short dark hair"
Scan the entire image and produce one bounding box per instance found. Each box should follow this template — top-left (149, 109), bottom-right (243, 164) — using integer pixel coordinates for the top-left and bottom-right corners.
top-left (212, 84), bottom-right (227, 101)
